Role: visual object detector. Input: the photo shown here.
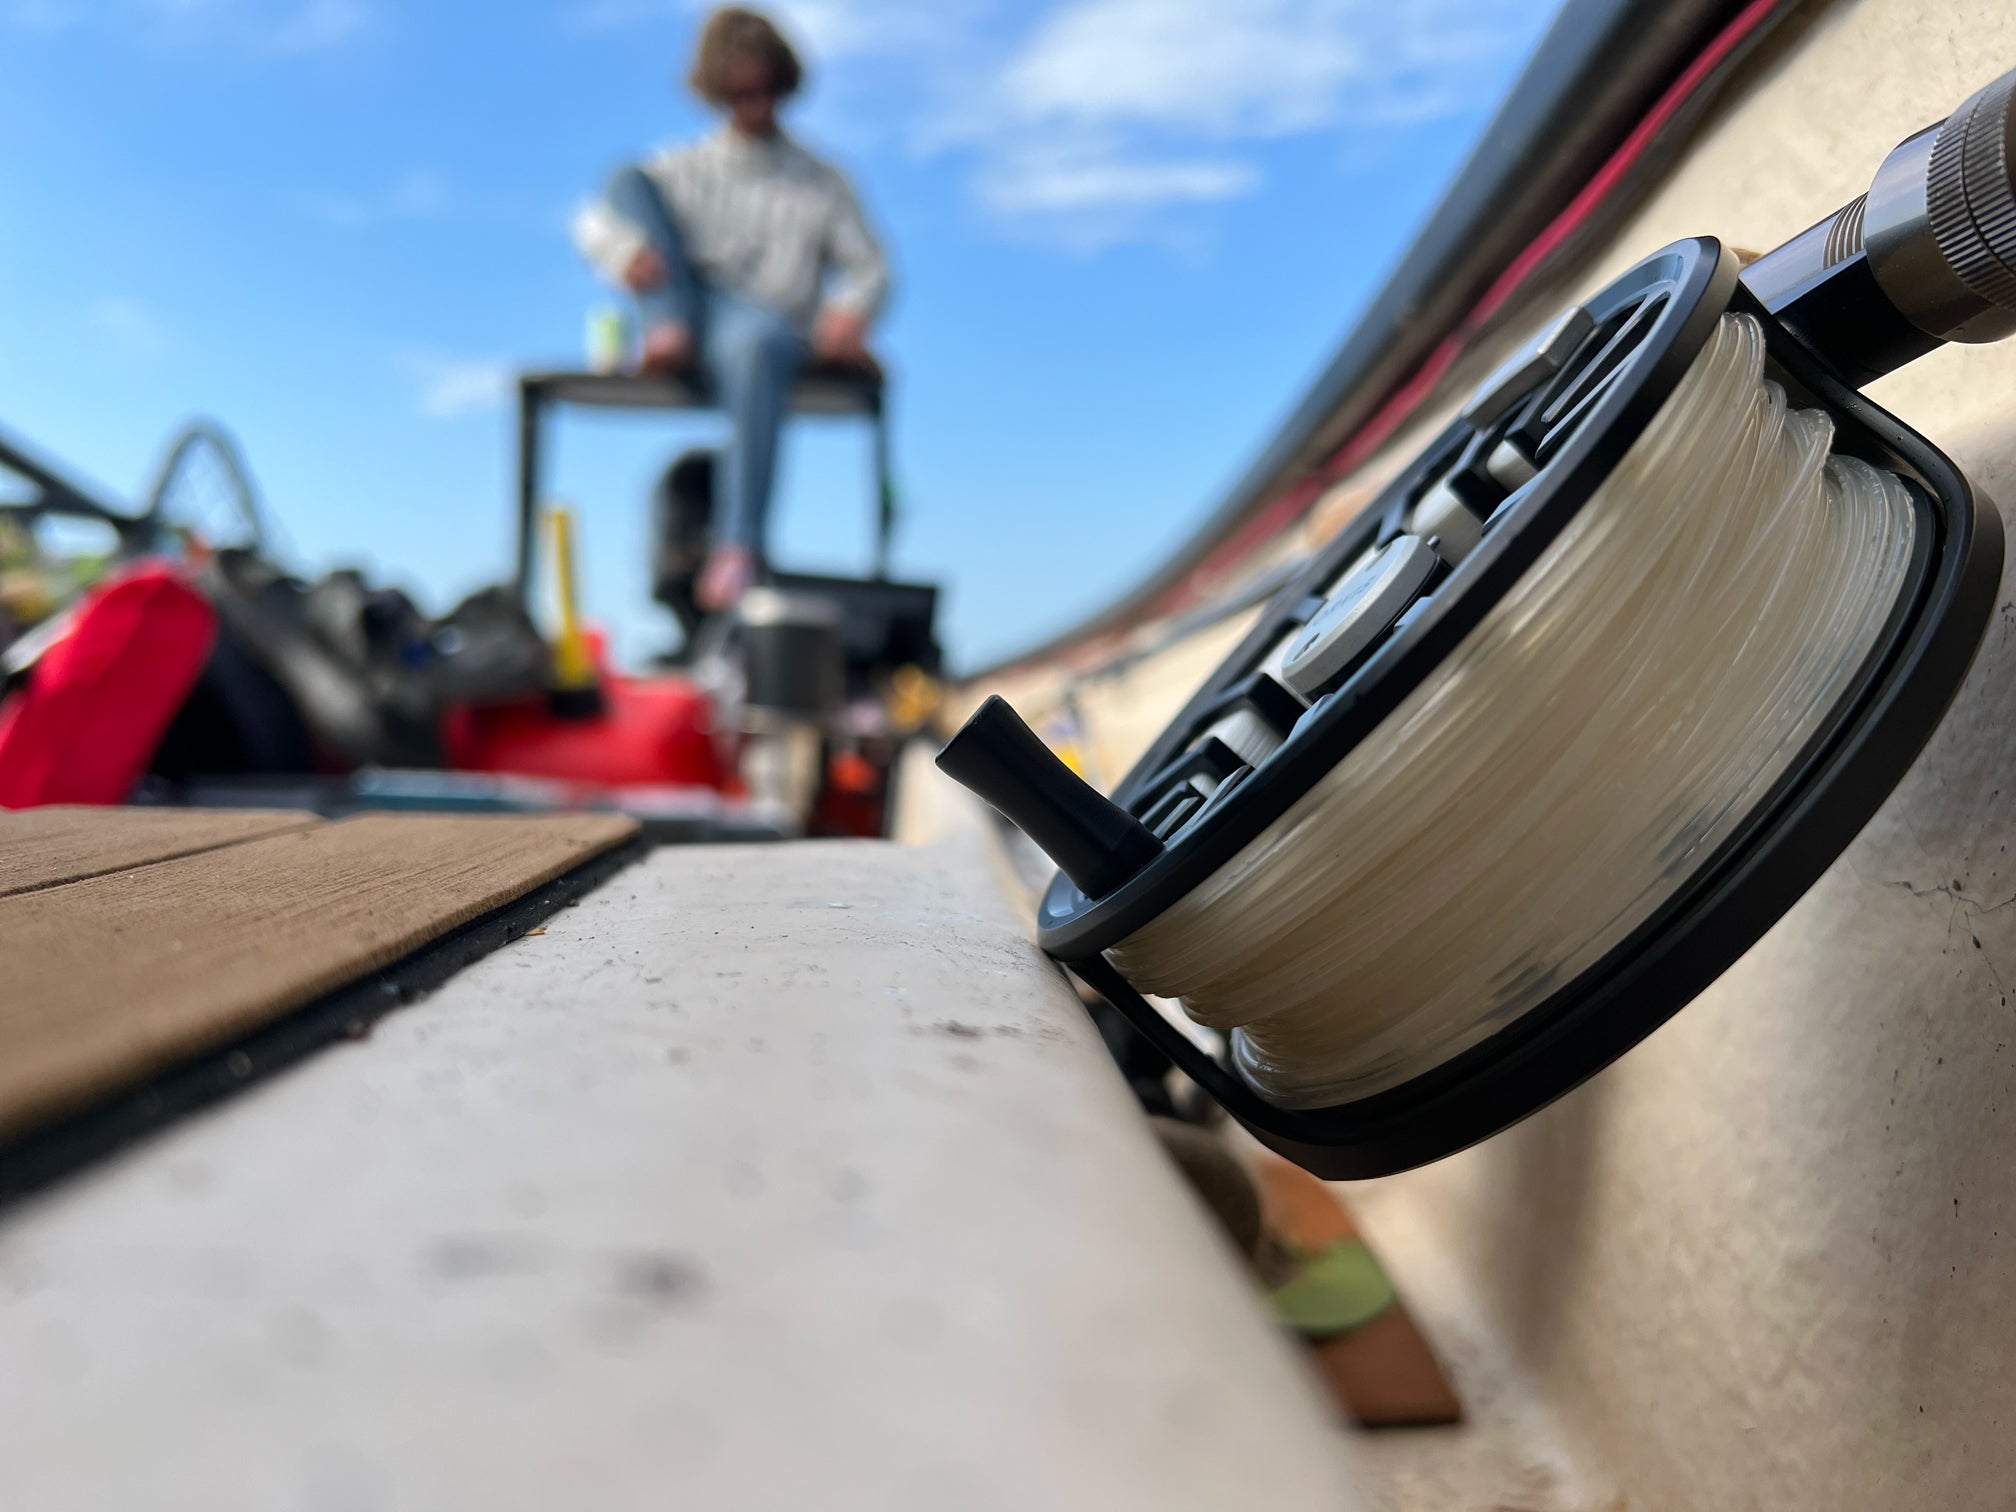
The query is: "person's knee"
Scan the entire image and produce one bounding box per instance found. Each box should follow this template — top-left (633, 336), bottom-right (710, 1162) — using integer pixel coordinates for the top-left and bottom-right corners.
top-left (715, 316), bottom-right (803, 381)
top-left (764, 321), bottom-right (806, 363)
top-left (747, 317), bottom-right (807, 371)
top-left (605, 164), bottom-right (656, 213)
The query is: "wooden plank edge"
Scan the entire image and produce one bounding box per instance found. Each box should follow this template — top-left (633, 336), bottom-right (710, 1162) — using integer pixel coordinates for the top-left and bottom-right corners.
top-left (1246, 1153), bottom-right (1465, 1428)
top-left (0, 811), bottom-right (322, 900)
top-left (0, 833), bottom-right (649, 1210)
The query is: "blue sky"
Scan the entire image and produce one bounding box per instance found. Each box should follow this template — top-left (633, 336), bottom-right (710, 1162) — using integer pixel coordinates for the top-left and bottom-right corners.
top-left (0, 0), bottom-right (1559, 669)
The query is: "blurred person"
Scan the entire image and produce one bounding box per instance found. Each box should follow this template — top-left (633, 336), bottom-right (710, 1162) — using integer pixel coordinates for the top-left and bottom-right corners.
top-left (574, 5), bottom-right (891, 613)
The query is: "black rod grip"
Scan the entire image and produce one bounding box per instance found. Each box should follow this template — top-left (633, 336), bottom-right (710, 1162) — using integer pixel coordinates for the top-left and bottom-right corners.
top-left (936, 695), bottom-right (1161, 898)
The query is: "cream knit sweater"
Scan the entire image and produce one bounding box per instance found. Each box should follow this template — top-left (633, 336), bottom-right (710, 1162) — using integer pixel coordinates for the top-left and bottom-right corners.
top-left (574, 128), bottom-right (890, 329)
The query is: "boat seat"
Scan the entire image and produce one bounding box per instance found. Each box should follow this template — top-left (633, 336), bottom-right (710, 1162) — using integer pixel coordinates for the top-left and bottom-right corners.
top-left (518, 353), bottom-right (884, 420)
top-left (513, 354), bottom-right (899, 595)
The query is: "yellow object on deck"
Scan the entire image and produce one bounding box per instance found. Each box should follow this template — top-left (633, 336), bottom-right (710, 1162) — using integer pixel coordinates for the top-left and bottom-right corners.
top-left (545, 504), bottom-right (596, 692)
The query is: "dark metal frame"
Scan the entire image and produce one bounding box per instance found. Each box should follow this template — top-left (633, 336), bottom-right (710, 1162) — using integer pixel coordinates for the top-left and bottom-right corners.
top-left (512, 363), bottom-right (896, 603)
top-left (139, 421), bottom-right (269, 555)
top-left (1, 418), bottom-right (267, 559)
top-left (0, 424), bottom-right (150, 547)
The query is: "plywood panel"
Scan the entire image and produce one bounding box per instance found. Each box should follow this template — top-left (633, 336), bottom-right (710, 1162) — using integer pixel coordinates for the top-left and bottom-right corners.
top-left (0, 806), bottom-right (316, 898)
top-left (0, 813), bottom-right (636, 1140)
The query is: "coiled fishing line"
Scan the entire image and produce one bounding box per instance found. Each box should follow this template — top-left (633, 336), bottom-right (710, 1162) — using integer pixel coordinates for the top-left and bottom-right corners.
top-left (1108, 313), bottom-right (1918, 1109)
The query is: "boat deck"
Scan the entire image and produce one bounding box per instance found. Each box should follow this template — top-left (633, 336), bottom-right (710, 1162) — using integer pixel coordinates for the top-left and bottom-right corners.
top-left (0, 808), bottom-right (1361, 1509)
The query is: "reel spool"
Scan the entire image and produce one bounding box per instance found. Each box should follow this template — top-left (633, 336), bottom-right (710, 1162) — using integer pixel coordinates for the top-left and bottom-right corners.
top-left (941, 74), bottom-right (2016, 1179)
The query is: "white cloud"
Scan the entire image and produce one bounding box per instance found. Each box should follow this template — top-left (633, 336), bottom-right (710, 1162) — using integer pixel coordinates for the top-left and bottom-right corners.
top-left (400, 351), bottom-right (512, 421)
top-left (978, 144), bottom-right (1257, 215)
top-left (974, 145), bottom-right (1260, 253)
top-left (994, 0), bottom-right (1525, 138)
top-left (553, 0), bottom-right (1552, 247)
top-left (560, 0), bottom-right (668, 32)
top-left (304, 173), bottom-right (564, 235)
top-left (4, 0), bottom-right (370, 52)
top-left (303, 171), bottom-right (451, 229)
top-left (998, 0), bottom-right (1361, 137)
top-left (88, 297), bottom-right (168, 356)
top-left (563, 0), bottom-right (974, 58)
top-left (4, 0), bottom-right (74, 30)
top-left (770, 0), bottom-right (981, 58)
top-left (267, 0), bottom-right (366, 53)
top-left (952, 0), bottom-right (1547, 239)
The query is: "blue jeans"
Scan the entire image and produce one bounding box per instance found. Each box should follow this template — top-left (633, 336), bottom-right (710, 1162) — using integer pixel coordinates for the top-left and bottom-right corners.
top-left (605, 165), bottom-right (806, 559)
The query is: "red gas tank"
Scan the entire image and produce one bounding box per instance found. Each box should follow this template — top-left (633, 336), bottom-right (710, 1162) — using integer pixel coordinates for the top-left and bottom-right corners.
top-left (443, 667), bottom-right (726, 790)
top-left (0, 563), bottom-right (216, 808)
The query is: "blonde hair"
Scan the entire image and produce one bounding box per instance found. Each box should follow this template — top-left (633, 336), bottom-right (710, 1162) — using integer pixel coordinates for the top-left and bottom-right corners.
top-left (688, 7), bottom-right (803, 104)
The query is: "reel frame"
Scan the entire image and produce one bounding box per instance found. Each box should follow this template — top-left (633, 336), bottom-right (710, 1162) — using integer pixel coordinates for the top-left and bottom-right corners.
top-left (1040, 238), bottom-right (2003, 1177)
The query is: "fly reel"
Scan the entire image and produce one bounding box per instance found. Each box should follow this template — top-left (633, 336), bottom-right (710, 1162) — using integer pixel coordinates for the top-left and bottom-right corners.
top-left (942, 75), bottom-right (2016, 1178)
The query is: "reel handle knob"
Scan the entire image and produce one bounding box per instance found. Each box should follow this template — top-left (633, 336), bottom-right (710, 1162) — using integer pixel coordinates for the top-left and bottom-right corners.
top-left (937, 695), bottom-right (1161, 899)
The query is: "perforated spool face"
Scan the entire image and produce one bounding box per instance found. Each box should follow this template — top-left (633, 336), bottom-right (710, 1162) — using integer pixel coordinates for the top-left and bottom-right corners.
top-left (1037, 237), bottom-right (2000, 1170)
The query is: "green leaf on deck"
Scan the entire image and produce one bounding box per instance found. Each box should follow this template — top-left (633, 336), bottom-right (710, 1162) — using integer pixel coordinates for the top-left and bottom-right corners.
top-left (1269, 1240), bottom-right (1396, 1337)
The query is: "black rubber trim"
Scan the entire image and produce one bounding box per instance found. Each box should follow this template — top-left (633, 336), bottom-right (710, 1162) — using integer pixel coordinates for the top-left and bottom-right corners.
top-left (0, 836), bottom-right (648, 1209)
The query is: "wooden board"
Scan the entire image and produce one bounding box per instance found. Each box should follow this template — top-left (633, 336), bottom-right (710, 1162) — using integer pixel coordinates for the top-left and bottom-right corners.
top-left (0, 806), bottom-right (315, 898)
top-left (0, 812), bottom-right (636, 1141)
top-left (1250, 1155), bottom-right (1463, 1427)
